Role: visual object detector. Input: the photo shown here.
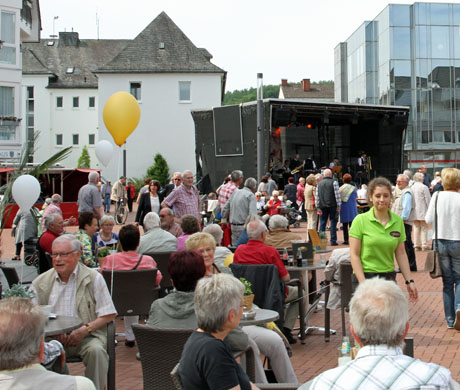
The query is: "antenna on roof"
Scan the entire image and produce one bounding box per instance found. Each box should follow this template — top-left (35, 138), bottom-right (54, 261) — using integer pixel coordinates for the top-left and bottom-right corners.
top-left (52, 15), bottom-right (59, 38)
top-left (96, 11), bottom-right (100, 40)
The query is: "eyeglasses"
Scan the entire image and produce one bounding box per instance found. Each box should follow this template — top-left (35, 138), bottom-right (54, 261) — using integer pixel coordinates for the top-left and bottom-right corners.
top-left (174, 178), bottom-right (182, 181)
top-left (51, 250), bottom-right (77, 259)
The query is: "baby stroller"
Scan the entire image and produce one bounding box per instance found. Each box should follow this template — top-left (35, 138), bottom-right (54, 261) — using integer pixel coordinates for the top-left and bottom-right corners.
top-left (280, 206), bottom-right (302, 228)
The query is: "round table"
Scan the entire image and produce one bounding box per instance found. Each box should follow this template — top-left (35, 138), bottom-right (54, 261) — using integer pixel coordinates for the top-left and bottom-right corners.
top-left (239, 308), bottom-right (279, 326)
top-left (45, 316), bottom-right (82, 336)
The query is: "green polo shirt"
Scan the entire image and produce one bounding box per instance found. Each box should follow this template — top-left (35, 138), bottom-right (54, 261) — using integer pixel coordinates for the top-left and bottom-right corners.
top-left (349, 207), bottom-right (406, 273)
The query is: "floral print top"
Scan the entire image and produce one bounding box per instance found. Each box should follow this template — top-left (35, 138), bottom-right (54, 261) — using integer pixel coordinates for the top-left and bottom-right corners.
top-left (75, 230), bottom-right (97, 268)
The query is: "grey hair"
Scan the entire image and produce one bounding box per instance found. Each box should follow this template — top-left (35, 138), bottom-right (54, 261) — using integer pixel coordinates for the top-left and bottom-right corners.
top-left (230, 170), bottom-right (243, 182)
top-left (350, 278), bottom-right (408, 348)
top-left (51, 194), bottom-right (62, 204)
top-left (244, 177), bottom-right (257, 190)
top-left (203, 224), bottom-right (223, 244)
top-left (182, 170), bottom-right (193, 177)
top-left (160, 207), bottom-right (174, 216)
top-left (143, 212), bottom-right (160, 231)
top-left (323, 169), bottom-right (332, 178)
top-left (413, 172), bottom-right (424, 182)
top-left (194, 274), bottom-right (244, 333)
top-left (397, 174), bottom-right (409, 183)
top-left (315, 173), bottom-right (323, 181)
top-left (43, 213), bottom-right (62, 229)
top-left (268, 215), bottom-right (288, 230)
top-left (88, 171), bottom-right (99, 183)
top-left (52, 234), bottom-right (82, 252)
top-left (403, 169), bottom-right (413, 179)
top-left (272, 190), bottom-right (279, 197)
top-left (247, 220), bottom-right (267, 239)
top-left (243, 214), bottom-right (261, 229)
top-left (100, 215), bottom-right (115, 226)
top-left (0, 297), bottom-right (46, 370)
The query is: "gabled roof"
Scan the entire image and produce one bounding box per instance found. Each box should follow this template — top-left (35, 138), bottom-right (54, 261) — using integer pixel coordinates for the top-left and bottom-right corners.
top-left (22, 39), bottom-right (130, 88)
top-left (95, 12), bottom-right (225, 74)
top-left (280, 83), bottom-right (334, 99)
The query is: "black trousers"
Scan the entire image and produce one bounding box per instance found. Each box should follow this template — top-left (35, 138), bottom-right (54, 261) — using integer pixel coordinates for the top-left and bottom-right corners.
top-left (404, 223), bottom-right (417, 271)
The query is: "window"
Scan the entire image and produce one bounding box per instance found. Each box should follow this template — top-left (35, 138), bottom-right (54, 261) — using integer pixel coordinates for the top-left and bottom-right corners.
top-left (0, 12), bottom-right (16, 65)
top-left (72, 134), bottom-right (79, 145)
top-left (89, 96), bottom-right (95, 108)
top-left (73, 97), bottom-right (79, 108)
top-left (130, 82), bottom-right (141, 101)
top-left (179, 81), bottom-right (191, 102)
top-left (26, 87), bottom-right (34, 162)
top-left (56, 134), bottom-right (63, 145)
top-left (88, 134), bottom-right (95, 144)
top-left (0, 86), bottom-right (14, 116)
top-left (66, 67), bottom-right (74, 74)
top-left (56, 96), bottom-right (63, 108)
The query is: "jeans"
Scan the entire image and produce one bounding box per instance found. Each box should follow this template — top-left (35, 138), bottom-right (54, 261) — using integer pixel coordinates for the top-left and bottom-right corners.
top-left (437, 239), bottom-right (460, 326)
top-left (103, 194), bottom-right (111, 212)
top-left (319, 207), bottom-right (337, 244)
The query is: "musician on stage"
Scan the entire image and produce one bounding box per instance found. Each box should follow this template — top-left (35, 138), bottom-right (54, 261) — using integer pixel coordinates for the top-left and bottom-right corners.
top-left (356, 151), bottom-right (369, 185)
top-left (290, 154), bottom-right (304, 183)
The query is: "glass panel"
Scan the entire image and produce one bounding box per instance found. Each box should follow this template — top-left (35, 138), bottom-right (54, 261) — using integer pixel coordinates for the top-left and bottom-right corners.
top-left (0, 126), bottom-right (15, 140)
top-left (88, 134), bottom-right (95, 144)
top-left (416, 59), bottom-right (429, 88)
top-left (130, 83), bottom-right (141, 100)
top-left (431, 26), bottom-right (450, 58)
top-left (1, 12), bottom-right (15, 44)
top-left (56, 97), bottom-right (63, 107)
top-left (27, 114), bottom-right (34, 127)
top-left (415, 3), bottom-right (427, 25)
top-left (431, 59), bottom-right (451, 88)
top-left (179, 81), bottom-right (191, 101)
top-left (390, 60), bottom-right (411, 88)
top-left (73, 134), bottom-right (79, 145)
top-left (390, 4), bottom-right (410, 26)
top-left (454, 4), bottom-right (460, 25)
top-left (27, 100), bottom-right (34, 113)
top-left (73, 97), bottom-right (79, 107)
top-left (0, 46), bottom-right (16, 65)
top-left (430, 3), bottom-right (450, 25)
top-left (391, 27), bottom-right (411, 59)
top-left (56, 134), bottom-right (62, 145)
top-left (27, 86), bottom-right (33, 99)
top-left (453, 26), bottom-right (460, 58)
top-left (0, 86), bottom-right (14, 116)
top-left (416, 26), bottom-right (428, 58)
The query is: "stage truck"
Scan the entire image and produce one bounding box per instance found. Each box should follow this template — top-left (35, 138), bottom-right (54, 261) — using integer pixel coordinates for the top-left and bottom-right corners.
top-left (192, 99), bottom-right (410, 192)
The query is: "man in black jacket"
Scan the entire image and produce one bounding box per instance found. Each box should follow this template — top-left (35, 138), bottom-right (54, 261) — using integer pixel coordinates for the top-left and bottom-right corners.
top-left (315, 169), bottom-right (341, 246)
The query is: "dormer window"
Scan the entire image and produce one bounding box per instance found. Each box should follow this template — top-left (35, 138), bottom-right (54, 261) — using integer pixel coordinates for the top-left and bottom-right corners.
top-left (47, 41), bottom-right (55, 46)
top-left (66, 67), bottom-right (74, 74)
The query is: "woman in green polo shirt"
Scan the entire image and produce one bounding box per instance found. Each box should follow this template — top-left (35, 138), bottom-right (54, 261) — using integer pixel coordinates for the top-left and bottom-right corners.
top-left (349, 177), bottom-right (418, 301)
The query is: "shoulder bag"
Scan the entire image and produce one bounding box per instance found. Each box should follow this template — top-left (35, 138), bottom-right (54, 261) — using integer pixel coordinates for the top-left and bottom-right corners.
top-left (424, 192), bottom-right (442, 278)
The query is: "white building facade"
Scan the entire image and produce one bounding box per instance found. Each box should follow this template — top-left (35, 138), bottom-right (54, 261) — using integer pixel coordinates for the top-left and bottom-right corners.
top-left (0, 0), bottom-right (39, 162)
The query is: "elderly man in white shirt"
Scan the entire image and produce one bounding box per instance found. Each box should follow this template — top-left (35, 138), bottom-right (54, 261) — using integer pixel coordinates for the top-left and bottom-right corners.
top-left (137, 212), bottom-right (177, 254)
top-left (31, 234), bottom-right (117, 390)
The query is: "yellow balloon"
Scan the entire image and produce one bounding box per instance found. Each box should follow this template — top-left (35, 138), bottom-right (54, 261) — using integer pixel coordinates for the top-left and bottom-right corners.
top-left (103, 92), bottom-right (141, 146)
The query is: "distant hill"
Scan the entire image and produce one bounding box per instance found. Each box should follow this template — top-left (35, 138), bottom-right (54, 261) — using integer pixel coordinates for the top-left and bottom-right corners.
top-left (223, 81), bottom-right (333, 105)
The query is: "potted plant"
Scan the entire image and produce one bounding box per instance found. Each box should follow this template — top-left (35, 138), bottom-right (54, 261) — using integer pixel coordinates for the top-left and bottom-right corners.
top-left (240, 277), bottom-right (254, 311)
top-left (2, 283), bottom-right (35, 299)
top-left (319, 231), bottom-right (328, 250)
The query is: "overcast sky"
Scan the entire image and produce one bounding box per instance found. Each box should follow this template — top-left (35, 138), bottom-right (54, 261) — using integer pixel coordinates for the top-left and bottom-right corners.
top-left (39, 0), bottom-right (449, 91)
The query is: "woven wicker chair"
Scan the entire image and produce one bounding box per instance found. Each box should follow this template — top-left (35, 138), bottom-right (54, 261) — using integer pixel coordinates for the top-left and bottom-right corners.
top-left (133, 324), bottom-right (193, 390)
top-left (66, 320), bottom-right (116, 390)
top-left (0, 265), bottom-right (32, 288)
top-left (143, 252), bottom-right (174, 294)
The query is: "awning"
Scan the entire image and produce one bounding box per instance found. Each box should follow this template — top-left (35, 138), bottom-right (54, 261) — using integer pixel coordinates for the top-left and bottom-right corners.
top-left (0, 167), bottom-right (15, 173)
top-left (76, 168), bottom-right (101, 173)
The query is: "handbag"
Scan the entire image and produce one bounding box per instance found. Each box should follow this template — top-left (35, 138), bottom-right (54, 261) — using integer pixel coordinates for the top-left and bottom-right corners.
top-left (424, 192), bottom-right (442, 279)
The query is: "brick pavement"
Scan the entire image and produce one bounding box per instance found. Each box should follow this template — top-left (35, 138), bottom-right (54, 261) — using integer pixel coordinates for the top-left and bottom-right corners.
top-left (2, 212), bottom-right (460, 388)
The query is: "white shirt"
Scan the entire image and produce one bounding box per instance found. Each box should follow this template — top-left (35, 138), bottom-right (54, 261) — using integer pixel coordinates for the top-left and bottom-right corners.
top-left (310, 345), bottom-right (452, 390)
top-left (150, 195), bottom-right (160, 214)
top-left (425, 191), bottom-right (460, 241)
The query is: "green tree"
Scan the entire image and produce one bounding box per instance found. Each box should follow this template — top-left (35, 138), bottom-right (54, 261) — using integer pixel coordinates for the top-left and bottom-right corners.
top-left (223, 84), bottom-right (280, 105)
top-left (147, 153), bottom-right (170, 186)
top-left (77, 145), bottom-right (91, 168)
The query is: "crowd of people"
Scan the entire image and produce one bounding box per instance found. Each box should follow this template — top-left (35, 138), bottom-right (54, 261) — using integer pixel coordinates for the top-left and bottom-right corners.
top-left (2, 163), bottom-right (460, 389)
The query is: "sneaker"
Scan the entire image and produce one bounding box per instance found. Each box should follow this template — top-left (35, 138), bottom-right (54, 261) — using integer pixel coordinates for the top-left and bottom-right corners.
top-left (454, 310), bottom-right (460, 331)
top-left (330, 242), bottom-right (338, 246)
top-left (447, 324), bottom-right (454, 329)
top-left (342, 241), bottom-right (349, 245)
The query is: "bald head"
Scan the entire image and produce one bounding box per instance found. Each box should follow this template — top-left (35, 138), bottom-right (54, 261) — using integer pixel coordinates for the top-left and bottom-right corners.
top-left (247, 220), bottom-right (267, 240)
top-left (324, 169), bottom-right (332, 178)
top-left (51, 194), bottom-right (62, 204)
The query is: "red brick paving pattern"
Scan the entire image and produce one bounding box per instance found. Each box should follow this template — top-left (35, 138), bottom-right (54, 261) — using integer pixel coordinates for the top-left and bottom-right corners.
top-left (2, 211), bottom-right (460, 388)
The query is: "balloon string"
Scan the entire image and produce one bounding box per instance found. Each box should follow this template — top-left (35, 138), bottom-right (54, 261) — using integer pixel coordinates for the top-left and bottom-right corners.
top-left (20, 236), bottom-right (24, 285)
top-left (117, 145), bottom-right (122, 180)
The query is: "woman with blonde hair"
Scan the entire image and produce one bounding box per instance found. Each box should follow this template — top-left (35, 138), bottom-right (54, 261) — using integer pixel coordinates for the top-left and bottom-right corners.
top-left (304, 174), bottom-right (317, 230)
top-left (425, 168), bottom-right (460, 329)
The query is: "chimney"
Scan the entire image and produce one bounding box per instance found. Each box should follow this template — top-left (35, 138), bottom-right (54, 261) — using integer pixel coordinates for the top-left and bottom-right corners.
top-left (58, 31), bottom-right (80, 47)
top-left (301, 78), bottom-right (311, 92)
top-left (281, 79), bottom-right (288, 87)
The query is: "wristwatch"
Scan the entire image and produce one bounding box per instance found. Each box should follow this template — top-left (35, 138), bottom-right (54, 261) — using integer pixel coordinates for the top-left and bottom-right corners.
top-left (84, 323), bottom-right (93, 334)
top-left (405, 280), bottom-right (414, 285)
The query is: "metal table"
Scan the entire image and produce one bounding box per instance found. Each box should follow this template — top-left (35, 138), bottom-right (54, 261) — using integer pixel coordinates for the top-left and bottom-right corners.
top-left (239, 308), bottom-right (279, 326)
top-left (45, 316), bottom-right (82, 337)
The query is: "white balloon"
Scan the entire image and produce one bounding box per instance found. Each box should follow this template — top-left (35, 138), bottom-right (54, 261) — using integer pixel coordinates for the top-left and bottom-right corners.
top-left (95, 140), bottom-right (114, 167)
top-left (12, 174), bottom-right (41, 211)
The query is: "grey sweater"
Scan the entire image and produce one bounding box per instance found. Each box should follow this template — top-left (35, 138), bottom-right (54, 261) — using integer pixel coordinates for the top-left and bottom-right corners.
top-left (147, 290), bottom-right (248, 352)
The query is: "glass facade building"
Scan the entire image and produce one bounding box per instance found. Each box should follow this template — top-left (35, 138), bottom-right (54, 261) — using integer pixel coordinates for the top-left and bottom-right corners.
top-left (335, 2), bottom-right (460, 171)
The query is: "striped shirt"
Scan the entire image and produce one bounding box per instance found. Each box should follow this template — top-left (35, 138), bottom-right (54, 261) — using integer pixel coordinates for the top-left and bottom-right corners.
top-left (163, 184), bottom-right (200, 219)
top-left (218, 182), bottom-right (239, 209)
top-left (310, 345), bottom-right (452, 390)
